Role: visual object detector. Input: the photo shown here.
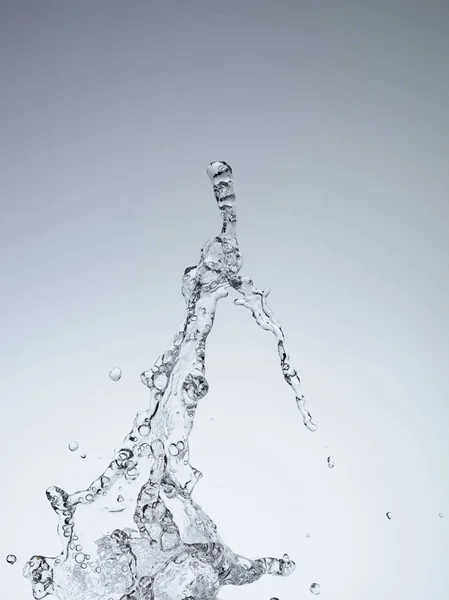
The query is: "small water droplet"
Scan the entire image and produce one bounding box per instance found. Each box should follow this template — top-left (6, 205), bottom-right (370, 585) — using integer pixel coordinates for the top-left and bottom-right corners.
top-left (68, 441), bottom-right (79, 452)
top-left (327, 455), bottom-right (335, 469)
top-left (6, 554), bottom-right (17, 564)
top-left (109, 367), bottom-right (122, 382)
top-left (310, 583), bottom-right (320, 595)
top-left (117, 495), bottom-right (124, 503)
top-left (138, 424), bottom-right (150, 436)
top-left (80, 453), bottom-right (87, 459)
top-left (75, 552), bottom-right (85, 564)
top-left (169, 443), bottom-right (179, 456)
top-left (386, 512), bottom-right (392, 520)
top-left (306, 533), bottom-right (310, 538)
top-left (270, 597), bottom-right (279, 600)
top-left (439, 512), bottom-right (444, 518)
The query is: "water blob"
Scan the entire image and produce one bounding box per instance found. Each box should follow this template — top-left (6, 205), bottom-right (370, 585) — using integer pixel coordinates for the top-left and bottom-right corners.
top-left (109, 367), bottom-right (122, 381)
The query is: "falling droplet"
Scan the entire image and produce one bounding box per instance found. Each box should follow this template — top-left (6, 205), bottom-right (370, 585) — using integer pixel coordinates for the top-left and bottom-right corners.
top-left (270, 598), bottom-right (279, 600)
top-left (109, 367), bottom-right (122, 382)
top-left (117, 495), bottom-right (124, 503)
top-left (386, 512), bottom-right (392, 520)
top-left (6, 554), bottom-right (17, 564)
top-left (80, 453), bottom-right (87, 459)
top-left (306, 533), bottom-right (310, 538)
top-left (439, 512), bottom-right (444, 518)
top-left (75, 552), bottom-right (85, 564)
top-left (310, 583), bottom-right (320, 595)
top-left (68, 441), bottom-right (79, 452)
top-left (327, 455), bottom-right (335, 469)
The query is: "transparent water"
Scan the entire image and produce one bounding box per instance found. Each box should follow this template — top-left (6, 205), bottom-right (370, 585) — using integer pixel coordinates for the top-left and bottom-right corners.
top-left (23, 162), bottom-right (316, 600)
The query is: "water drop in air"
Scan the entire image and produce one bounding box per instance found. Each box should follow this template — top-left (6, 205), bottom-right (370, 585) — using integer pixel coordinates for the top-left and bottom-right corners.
top-left (109, 367), bottom-right (122, 381)
top-left (68, 441), bottom-right (79, 452)
top-left (386, 512), bottom-right (392, 519)
top-left (80, 453), bottom-right (86, 459)
top-left (310, 583), bottom-right (320, 595)
top-left (327, 455), bottom-right (335, 468)
top-left (439, 512), bottom-right (444, 518)
top-left (6, 554), bottom-right (17, 564)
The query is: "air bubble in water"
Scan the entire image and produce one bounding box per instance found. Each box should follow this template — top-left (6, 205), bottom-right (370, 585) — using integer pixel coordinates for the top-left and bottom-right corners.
top-left (386, 512), bottom-right (392, 519)
top-left (6, 554), bottom-right (17, 564)
top-left (327, 455), bottom-right (335, 468)
top-left (109, 367), bottom-right (122, 381)
top-left (68, 441), bottom-right (79, 452)
top-left (310, 583), bottom-right (320, 595)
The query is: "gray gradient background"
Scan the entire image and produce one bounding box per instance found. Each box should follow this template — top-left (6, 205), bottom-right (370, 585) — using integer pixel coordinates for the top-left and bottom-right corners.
top-left (1, 1), bottom-right (448, 599)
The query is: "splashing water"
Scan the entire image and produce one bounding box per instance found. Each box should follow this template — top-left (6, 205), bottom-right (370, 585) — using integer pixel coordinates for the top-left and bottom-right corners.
top-left (23, 162), bottom-right (316, 600)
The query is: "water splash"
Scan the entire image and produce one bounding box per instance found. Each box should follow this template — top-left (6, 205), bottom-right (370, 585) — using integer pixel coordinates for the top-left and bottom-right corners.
top-left (23, 162), bottom-right (315, 600)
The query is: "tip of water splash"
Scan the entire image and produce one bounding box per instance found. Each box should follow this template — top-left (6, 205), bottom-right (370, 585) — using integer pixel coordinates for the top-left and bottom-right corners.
top-left (206, 161), bottom-right (232, 179)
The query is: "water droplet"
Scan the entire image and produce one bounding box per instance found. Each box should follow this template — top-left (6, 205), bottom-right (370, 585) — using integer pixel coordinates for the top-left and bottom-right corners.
top-left (270, 598), bottom-right (279, 600)
top-left (310, 583), bottom-right (320, 595)
top-left (177, 440), bottom-right (185, 452)
top-left (306, 533), bottom-right (310, 538)
top-left (169, 443), bottom-right (179, 456)
top-left (138, 424), bottom-right (150, 436)
top-left (68, 441), bottom-right (79, 452)
top-left (80, 453), bottom-right (86, 459)
top-left (386, 512), bottom-right (392, 519)
top-left (75, 552), bottom-right (85, 564)
top-left (109, 367), bottom-right (122, 382)
top-left (439, 512), bottom-right (444, 518)
top-left (6, 554), bottom-right (17, 564)
top-left (327, 455), bottom-right (335, 469)
top-left (117, 495), bottom-right (124, 503)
